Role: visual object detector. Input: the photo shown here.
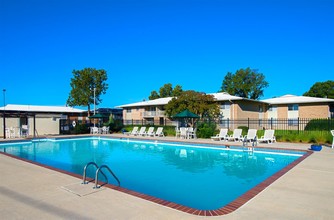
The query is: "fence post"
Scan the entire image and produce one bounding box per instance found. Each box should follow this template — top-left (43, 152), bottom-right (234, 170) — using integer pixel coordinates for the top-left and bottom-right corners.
top-left (248, 118), bottom-right (250, 128)
top-left (227, 118), bottom-right (230, 129)
top-left (298, 117), bottom-right (300, 133)
top-left (270, 117), bottom-right (273, 130)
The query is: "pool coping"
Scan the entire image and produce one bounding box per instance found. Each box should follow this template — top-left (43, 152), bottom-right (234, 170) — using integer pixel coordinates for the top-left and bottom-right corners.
top-left (0, 136), bottom-right (313, 216)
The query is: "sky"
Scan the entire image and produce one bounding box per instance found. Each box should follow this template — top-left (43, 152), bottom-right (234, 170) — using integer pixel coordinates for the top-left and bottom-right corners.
top-left (1, 0), bottom-right (333, 110)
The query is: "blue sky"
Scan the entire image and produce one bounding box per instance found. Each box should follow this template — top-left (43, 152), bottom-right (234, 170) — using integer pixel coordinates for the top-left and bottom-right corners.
top-left (1, 0), bottom-right (333, 109)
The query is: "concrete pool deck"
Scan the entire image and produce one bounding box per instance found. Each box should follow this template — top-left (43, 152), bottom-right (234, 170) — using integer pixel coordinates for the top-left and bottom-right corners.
top-left (1, 134), bottom-right (334, 219)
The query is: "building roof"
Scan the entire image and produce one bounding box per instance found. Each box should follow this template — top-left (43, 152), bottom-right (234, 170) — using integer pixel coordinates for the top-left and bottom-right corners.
top-left (209, 92), bottom-right (245, 101)
top-left (117, 92), bottom-right (264, 108)
top-left (261, 94), bottom-right (334, 105)
top-left (117, 97), bottom-right (173, 108)
top-left (0, 104), bottom-right (86, 113)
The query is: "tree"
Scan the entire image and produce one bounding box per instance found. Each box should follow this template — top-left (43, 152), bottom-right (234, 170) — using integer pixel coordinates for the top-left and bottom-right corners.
top-left (164, 90), bottom-right (220, 119)
top-left (220, 68), bottom-right (269, 100)
top-left (148, 91), bottom-right (160, 100)
top-left (303, 80), bottom-right (334, 99)
top-left (148, 83), bottom-right (183, 100)
top-left (67, 68), bottom-right (108, 116)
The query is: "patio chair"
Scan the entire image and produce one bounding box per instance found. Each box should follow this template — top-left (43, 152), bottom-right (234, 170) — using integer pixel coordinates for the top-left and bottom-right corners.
top-left (21, 125), bottom-right (29, 137)
top-left (242, 129), bottom-right (258, 142)
top-left (146, 127), bottom-right (155, 136)
top-left (175, 127), bottom-right (180, 138)
top-left (258, 130), bottom-right (276, 144)
top-left (92, 127), bottom-right (99, 134)
top-left (155, 127), bottom-right (165, 137)
top-left (188, 127), bottom-right (197, 139)
top-left (211, 128), bottom-right (228, 141)
top-left (331, 130), bottom-right (334, 148)
top-left (227, 129), bottom-right (243, 142)
top-left (137, 127), bottom-right (147, 136)
top-left (102, 126), bottom-right (109, 134)
top-left (179, 127), bottom-right (188, 139)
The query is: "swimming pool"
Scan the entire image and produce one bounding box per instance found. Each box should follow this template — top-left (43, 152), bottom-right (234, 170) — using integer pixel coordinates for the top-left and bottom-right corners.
top-left (0, 137), bottom-right (310, 215)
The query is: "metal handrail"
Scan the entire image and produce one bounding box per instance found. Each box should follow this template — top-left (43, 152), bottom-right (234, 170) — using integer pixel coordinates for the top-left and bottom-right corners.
top-left (252, 136), bottom-right (258, 147)
top-left (82, 162), bottom-right (107, 184)
top-left (94, 165), bottom-right (121, 188)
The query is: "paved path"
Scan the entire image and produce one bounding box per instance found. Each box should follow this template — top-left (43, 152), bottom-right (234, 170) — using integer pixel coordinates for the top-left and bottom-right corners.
top-left (1, 135), bottom-right (334, 219)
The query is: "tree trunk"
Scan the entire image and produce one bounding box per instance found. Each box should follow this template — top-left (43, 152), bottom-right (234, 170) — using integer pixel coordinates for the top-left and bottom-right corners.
top-left (87, 105), bottom-right (91, 117)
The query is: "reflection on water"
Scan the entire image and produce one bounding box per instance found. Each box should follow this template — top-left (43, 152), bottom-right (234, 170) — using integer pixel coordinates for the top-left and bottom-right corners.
top-left (0, 138), bottom-right (302, 210)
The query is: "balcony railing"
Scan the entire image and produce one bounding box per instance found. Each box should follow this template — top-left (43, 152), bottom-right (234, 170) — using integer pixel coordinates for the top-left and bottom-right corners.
top-left (143, 110), bottom-right (165, 117)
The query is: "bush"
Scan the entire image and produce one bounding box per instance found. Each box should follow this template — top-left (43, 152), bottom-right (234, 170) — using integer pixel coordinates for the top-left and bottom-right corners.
top-left (196, 122), bottom-right (216, 138)
top-left (238, 126), bottom-right (249, 136)
top-left (72, 124), bottom-right (90, 134)
top-left (105, 119), bottom-right (123, 133)
top-left (305, 119), bottom-right (334, 131)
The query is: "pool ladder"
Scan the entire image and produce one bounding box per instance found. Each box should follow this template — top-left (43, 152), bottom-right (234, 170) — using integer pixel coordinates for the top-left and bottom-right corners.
top-left (82, 162), bottom-right (121, 189)
top-left (242, 136), bottom-right (257, 152)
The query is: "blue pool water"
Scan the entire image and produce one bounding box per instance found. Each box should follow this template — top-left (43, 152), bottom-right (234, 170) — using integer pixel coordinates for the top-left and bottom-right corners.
top-left (0, 137), bottom-right (304, 210)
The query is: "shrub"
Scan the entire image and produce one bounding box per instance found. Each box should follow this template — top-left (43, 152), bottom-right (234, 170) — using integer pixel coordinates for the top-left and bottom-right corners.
top-left (196, 122), bottom-right (216, 138)
top-left (72, 124), bottom-right (90, 134)
top-left (238, 126), bottom-right (249, 136)
top-left (305, 119), bottom-right (334, 131)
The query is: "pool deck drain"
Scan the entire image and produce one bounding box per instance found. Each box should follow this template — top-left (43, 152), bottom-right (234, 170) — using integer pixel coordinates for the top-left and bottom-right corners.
top-left (61, 182), bottom-right (105, 197)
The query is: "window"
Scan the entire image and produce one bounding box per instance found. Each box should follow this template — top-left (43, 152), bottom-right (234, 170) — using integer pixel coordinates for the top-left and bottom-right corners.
top-left (288, 119), bottom-right (298, 126)
top-left (220, 103), bottom-right (230, 110)
top-left (126, 109), bottom-right (131, 113)
top-left (268, 105), bottom-right (277, 112)
top-left (288, 104), bottom-right (298, 111)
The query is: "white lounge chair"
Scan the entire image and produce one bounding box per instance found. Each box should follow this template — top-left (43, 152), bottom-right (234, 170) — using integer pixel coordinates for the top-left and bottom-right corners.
top-left (126, 126), bottom-right (138, 135)
top-left (146, 127), bottom-right (155, 136)
top-left (227, 129), bottom-right (243, 141)
top-left (331, 130), bottom-right (334, 148)
top-left (211, 128), bottom-right (228, 141)
top-left (137, 127), bottom-right (147, 136)
top-left (258, 130), bottom-right (276, 144)
top-left (155, 127), bottom-right (165, 137)
top-left (242, 129), bottom-right (258, 142)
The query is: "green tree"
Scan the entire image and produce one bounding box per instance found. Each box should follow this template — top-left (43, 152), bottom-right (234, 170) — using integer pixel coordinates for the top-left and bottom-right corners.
top-left (148, 91), bottom-right (160, 100)
top-left (220, 68), bottom-right (269, 100)
top-left (67, 68), bottom-right (108, 115)
top-left (148, 83), bottom-right (183, 100)
top-left (165, 90), bottom-right (220, 119)
top-left (303, 80), bottom-right (334, 99)
top-left (172, 85), bottom-right (183, 97)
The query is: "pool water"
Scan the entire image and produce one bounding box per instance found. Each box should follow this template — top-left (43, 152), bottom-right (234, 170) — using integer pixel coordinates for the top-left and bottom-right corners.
top-left (0, 137), bottom-right (304, 210)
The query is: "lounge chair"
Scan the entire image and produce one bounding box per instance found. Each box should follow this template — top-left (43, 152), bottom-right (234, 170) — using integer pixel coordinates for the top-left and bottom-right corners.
top-left (211, 128), bottom-right (228, 141)
top-left (227, 129), bottom-right (243, 141)
top-left (146, 127), bottom-right (155, 136)
top-left (137, 127), bottom-right (147, 136)
top-left (126, 126), bottom-right (138, 135)
top-left (242, 129), bottom-right (258, 142)
top-left (258, 130), bottom-right (276, 144)
top-left (155, 127), bottom-right (165, 137)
